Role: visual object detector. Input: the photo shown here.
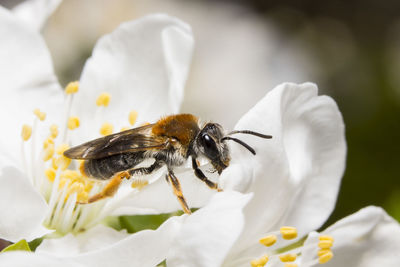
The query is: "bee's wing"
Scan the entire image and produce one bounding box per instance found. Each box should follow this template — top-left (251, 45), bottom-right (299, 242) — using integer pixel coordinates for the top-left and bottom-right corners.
top-left (64, 124), bottom-right (167, 159)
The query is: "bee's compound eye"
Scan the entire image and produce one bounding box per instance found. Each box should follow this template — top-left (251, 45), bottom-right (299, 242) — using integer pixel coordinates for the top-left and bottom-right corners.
top-left (200, 133), bottom-right (218, 159)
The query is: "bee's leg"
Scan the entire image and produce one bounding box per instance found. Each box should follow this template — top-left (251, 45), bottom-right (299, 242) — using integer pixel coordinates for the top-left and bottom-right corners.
top-left (192, 158), bottom-right (222, 192)
top-left (86, 171), bottom-right (131, 203)
top-left (166, 170), bottom-right (191, 214)
top-left (86, 161), bottom-right (164, 203)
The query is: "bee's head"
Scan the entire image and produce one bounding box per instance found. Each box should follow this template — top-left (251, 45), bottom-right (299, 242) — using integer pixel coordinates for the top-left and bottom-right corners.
top-left (195, 123), bottom-right (230, 174)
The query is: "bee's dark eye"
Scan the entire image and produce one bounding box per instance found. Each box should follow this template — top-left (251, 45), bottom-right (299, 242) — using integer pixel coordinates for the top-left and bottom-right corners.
top-left (200, 134), bottom-right (218, 159)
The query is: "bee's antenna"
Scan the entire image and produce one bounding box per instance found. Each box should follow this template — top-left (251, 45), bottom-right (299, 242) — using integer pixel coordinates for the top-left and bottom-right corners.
top-left (221, 136), bottom-right (256, 155)
top-left (227, 130), bottom-right (272, 139)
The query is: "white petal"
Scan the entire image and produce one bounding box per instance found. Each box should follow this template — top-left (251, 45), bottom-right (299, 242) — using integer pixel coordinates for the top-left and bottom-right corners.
top-left (39, 216), bottom-right (183, 267)
top-left (0, 7), bottom-right (63, 167)
top-left (302, 206), bottom-right (400, 267)
top-left (166, 191), bottom-right (252, 267)
top-left (0, 167), bottom-right (51, 242)
top-left (37, 224), bottom-right (129, 256)
top-left (12, 0), bottom-right (62, 31)
top-left (221, 82), bottom-right (345, 260)
top-left (0, 251), bottom-right (85, 267)
top-left (73, 14), bottom-right (194, 142)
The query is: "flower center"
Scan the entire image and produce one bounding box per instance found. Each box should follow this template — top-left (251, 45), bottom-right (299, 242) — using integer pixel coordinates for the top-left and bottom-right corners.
top-left (250, 226), bottom-right (334, 267)
top-left (19, 81), bottom-right (142, 235)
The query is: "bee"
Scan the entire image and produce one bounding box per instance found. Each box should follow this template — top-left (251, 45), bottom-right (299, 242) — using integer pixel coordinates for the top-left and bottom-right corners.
top-left (64, 114), bottom-right (272, 214)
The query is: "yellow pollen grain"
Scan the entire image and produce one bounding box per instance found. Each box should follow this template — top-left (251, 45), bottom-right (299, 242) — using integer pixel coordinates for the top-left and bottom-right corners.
top-left (96, 92), bottom-right (111, 107)
top-left (100, 122), bottom-right (113, 136)
top-left (318, 250), bottom-right (333, 264)
top-left (280, 226), bottom-right (298, 240)
top-left (318, 240), bottom-right (333, 249)
top-left (120, 126), bottom-right (130, 132)
top-left (56, 144), bottom-right (70, 155)
top-left (284, 264), bottom-right (298, 267)
top-left (50, 124), bottom-right (59, 138)
top-left (140, 122), bottom-right (150, 126)
top-left (43, 144), bottom-right (54, 161)
top-left (279, 253), bottom-right (297, 262)
top-left (45, 168), bottom-right (56, 182)
top-left (131, 179), bottom-right (149, 190)
top-left (259, 235), bottom-right (277, 247)
top-left (67, 116), bottom-right (80, 130)
top-left (33, 108), bottom-right (46, 121)
top-left (21, 124), bottom-right (32, 141)
top-left (129, 110), bottom-right (138, 126)
top-left (65, 81), bottom-right (79, 94)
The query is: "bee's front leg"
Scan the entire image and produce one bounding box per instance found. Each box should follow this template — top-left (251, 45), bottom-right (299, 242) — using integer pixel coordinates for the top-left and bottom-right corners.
top-left (166, 170), bottom-right (191, 214)
top-left (191, 158), bottom-right (222, 192)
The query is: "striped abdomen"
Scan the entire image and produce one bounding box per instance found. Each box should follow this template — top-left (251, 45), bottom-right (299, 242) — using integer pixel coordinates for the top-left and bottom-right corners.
top-left (82, 152), bottom-right (145, 180)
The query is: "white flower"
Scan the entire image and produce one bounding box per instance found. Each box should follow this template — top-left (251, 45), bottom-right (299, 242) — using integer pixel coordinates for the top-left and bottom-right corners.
top-left (164, 83), bottom-right (400, 267)
top-left (0, 4), bottom-right (199, 265)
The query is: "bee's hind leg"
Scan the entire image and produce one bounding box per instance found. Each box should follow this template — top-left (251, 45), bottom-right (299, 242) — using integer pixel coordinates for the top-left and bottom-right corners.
top-left (84, 171), bottom-right (131, 203)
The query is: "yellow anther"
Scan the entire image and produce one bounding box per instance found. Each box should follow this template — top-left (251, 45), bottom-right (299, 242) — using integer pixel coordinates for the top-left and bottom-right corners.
top-left (77, 191), bottom-right (89, 203)
top-left (45, 168), bottom-right (56, 182)
top-left (250, 259), bottom-right (259, 267)
top-left (56, 144), bottom-right (70, 155)
top-left (279, 253), bottom-right (297, 262)
top-left (280, 227), bottom-right (298, 240)
top-left (21, 124), bottom-right (32, 141)
top-left (258, 255), bottom-right (268, 266)
top-left (284, 264), bottom-right (298, 267)
top-left (319, 235), bottom-right (334, 242)
top-left (318, 250), bottom-right (333, 264)
top-left (131, 179), bottom-right (149, 190)
top-left (259, 235), bottom-right (277, 247)
top-left (129, 110), bottom-right (138, 126)
top-left (67, 116), bottom-right (80, 130)
top-left (50, 124), bottom-right (59, 138)
top-left (60, 170), bottom-right (81, 180)
top-left (55, 156), bottom-right (71, 171)
top-left (100, 122), bottom-right (113, 136)
top-left (96, 92), bottom-right (111, 107)
top-left (65, 81), bottom-right (79, 94)
top-left (318, 240), bottom-right (333, 249)
top-left (120, 126), bottom-right (130, 132)
top-left (250, 255), bottom-right (268, 267)
top-left (317, 248), bottom-right (331, 257)
top-left (33, 108), bottom-right (46, 121)
top-left (43, 144), bottom-right (54, 161)
top-left (43, 137), bottom-right (54, 149)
